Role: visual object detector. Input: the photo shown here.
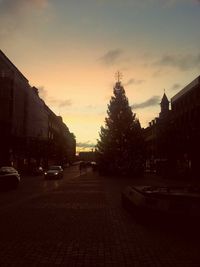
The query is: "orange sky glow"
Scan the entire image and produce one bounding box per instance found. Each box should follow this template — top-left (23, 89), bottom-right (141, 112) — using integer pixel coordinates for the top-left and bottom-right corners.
top-left (1, 0), bottom-right (200, 151)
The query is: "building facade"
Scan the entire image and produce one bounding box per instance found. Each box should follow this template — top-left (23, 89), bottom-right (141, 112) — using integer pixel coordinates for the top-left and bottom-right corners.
top-left (143, 93), bottom-right (171, 173)
top-left (144, 75), bottom-right (200, 178)
top-left (0, 50), bottom-right (30, 167)
top-left (171, 75), bottom-right (200, 177)
top-left (0, 50), bottom-right (76, 170)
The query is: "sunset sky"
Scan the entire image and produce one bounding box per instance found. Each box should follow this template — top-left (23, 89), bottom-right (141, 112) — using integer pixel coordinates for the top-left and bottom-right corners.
top-left (1, 0), bottom-right (200, 151)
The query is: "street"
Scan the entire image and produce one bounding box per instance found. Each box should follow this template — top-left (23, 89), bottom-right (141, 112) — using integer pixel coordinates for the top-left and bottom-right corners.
top-left (0, 165), bottom-right (200, 267)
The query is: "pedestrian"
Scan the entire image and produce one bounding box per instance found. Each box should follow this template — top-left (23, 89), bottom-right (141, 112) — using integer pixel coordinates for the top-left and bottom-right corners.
top-left (79, 161), bottom-right (86, 175)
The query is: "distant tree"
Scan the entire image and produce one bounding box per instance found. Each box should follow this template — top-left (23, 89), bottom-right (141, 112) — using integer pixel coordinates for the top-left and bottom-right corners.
top-left (96, 80), bottom-right (144, 176)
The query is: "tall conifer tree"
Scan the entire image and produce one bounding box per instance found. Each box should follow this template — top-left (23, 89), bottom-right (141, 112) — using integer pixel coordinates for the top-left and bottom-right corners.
top-left (97, 78), bottom-right (144, 176)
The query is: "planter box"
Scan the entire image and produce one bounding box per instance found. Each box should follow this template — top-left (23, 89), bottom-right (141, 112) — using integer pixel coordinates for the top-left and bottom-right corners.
top-left (122, 185), bottom-right (200, 221)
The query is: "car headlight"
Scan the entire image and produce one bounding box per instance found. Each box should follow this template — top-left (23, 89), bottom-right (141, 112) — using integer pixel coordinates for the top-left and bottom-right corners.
top-left (44, 172), bottom-right (47, 175)
top-left (54, 172), bottom-right (58, 175)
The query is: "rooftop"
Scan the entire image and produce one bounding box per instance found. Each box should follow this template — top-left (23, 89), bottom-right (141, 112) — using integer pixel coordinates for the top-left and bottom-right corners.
top-left (171, 75), bottom-right (200, 103)
top-left (0, 50), bottom-right (28, 82)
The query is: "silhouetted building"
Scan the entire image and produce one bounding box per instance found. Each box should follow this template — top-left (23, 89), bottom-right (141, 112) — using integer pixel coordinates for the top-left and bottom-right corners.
top-left (171, 75), bottom-right (200, 177)
top-left (144, 75), bottom-right (200, 178)
top-left (159, 92), bottom-right (170, 119)
top-left (0, 50), bottom-right (30, 167)
top-left (46, 112), bottom-right (76, 166)
top-left (0, 50), bottom-right (76, 170)
top-left (144, 92), bottom-right (171, 170)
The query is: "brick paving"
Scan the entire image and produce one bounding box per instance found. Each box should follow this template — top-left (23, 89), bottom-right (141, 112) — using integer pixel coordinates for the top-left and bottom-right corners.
top-left (0, 167), bottom-right (200, 266)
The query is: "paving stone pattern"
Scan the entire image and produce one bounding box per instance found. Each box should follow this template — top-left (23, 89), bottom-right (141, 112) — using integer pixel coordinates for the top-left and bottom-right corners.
top-left (0, 168), bottom-right (200, 266)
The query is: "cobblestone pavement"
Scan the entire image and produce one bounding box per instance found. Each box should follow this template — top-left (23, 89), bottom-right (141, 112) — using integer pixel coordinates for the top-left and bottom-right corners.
top-left (0, 166), bottom-right (200, 266)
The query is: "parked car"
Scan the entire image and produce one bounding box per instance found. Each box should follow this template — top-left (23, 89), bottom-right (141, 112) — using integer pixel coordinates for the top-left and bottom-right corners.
top-left (44, 165), bottom-right (63, 179)
top-left (0, 166), bottom-right (20, 189)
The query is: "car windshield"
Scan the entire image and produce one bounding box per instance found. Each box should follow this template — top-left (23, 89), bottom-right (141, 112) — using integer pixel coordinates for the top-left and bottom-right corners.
top-left (49, 166), bottom-right (61, 171)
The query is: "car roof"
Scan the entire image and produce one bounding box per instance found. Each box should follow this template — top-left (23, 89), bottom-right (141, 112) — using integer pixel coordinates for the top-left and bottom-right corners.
top-left (49, 165), bottom-right (62, 168)
top-left (0, 166), bottom-right (17, 172)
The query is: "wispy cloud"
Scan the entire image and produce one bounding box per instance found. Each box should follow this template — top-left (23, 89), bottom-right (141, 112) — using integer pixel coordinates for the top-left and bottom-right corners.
top-left (171, 83), bottom-right (182, 90)
top-left (58, 100), bottom-right (72, 108)
top-left (99, 49), bottom-right (123, 66)
top-left (38, 86), bottom-right (48, 100)
top-left (124, 78), bottom-right (145, 86)
top-left (38, 87), bottom-right (72, 108)
top-left (77, 141), bottom-right (96, 149)
top-left (49, 98), bottom-right (72, 108)
top-left (96, 0), bottom-right (198, 9)
top-left (132, 96), bottom-right (160, 109)
top-left (0, 0), bottom-right (50, 40)
top-left (0, 0), bottom-right (49, 14)
top-left (85, 105), bottom-right (96, 109)
top-left (155, 53), bottom-right (200, 71)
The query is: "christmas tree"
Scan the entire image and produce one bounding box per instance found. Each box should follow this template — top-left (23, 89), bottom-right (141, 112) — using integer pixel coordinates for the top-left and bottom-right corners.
top-left (96, 75), bottom-right (144, 176)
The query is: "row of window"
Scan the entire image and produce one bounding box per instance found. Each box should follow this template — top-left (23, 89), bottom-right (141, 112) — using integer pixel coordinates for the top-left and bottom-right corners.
top-left (172, 86), bottom-right (200, 114)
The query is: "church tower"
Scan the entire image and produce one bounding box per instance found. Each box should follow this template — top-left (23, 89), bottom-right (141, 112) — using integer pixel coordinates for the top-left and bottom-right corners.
top-left (159, 92), bottom-right (170, 119)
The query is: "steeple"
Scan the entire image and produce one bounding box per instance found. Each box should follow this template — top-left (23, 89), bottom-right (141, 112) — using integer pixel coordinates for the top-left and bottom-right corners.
top-left (159, 91), bottom-right (170, 119)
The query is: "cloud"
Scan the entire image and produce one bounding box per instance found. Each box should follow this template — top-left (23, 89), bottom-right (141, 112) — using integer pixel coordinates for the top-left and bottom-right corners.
top-left (86, 105), bottom-right (96, 109)
top-left (171, 83), bottom-right (182, 90)
top-left (77, 141), bottom-right (96, 149)
top-left (124, 78), bottom-right (145, 86)
top-left (155, 53), bottom-right (200, 71)
top-left (0, 0), bottom-right (50, 41)
top-left (58, 100), bottom-right (72, 108)
top-left (96, 0), bottom-right (197, 9)
top-left (0, 0), bottom-right (48, 14)
top-left (132, 96), bottom-right (160, 109)
top-left (38, 86), bottom-right (48, 100)
top-left (49, 98), bottom-right (72, 108)
top-left (99, 49), bottom-right (123, 66)
top-left (37, 88), bottom-right (72, 108)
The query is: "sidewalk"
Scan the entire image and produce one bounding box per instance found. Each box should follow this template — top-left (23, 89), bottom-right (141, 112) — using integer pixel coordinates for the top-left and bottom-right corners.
top-left (137, 172), bottom-right (198, 187)
top-left (91, 170), bottom-right (200, 267)
top-left (98, 171), bottom-right (199, 189)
